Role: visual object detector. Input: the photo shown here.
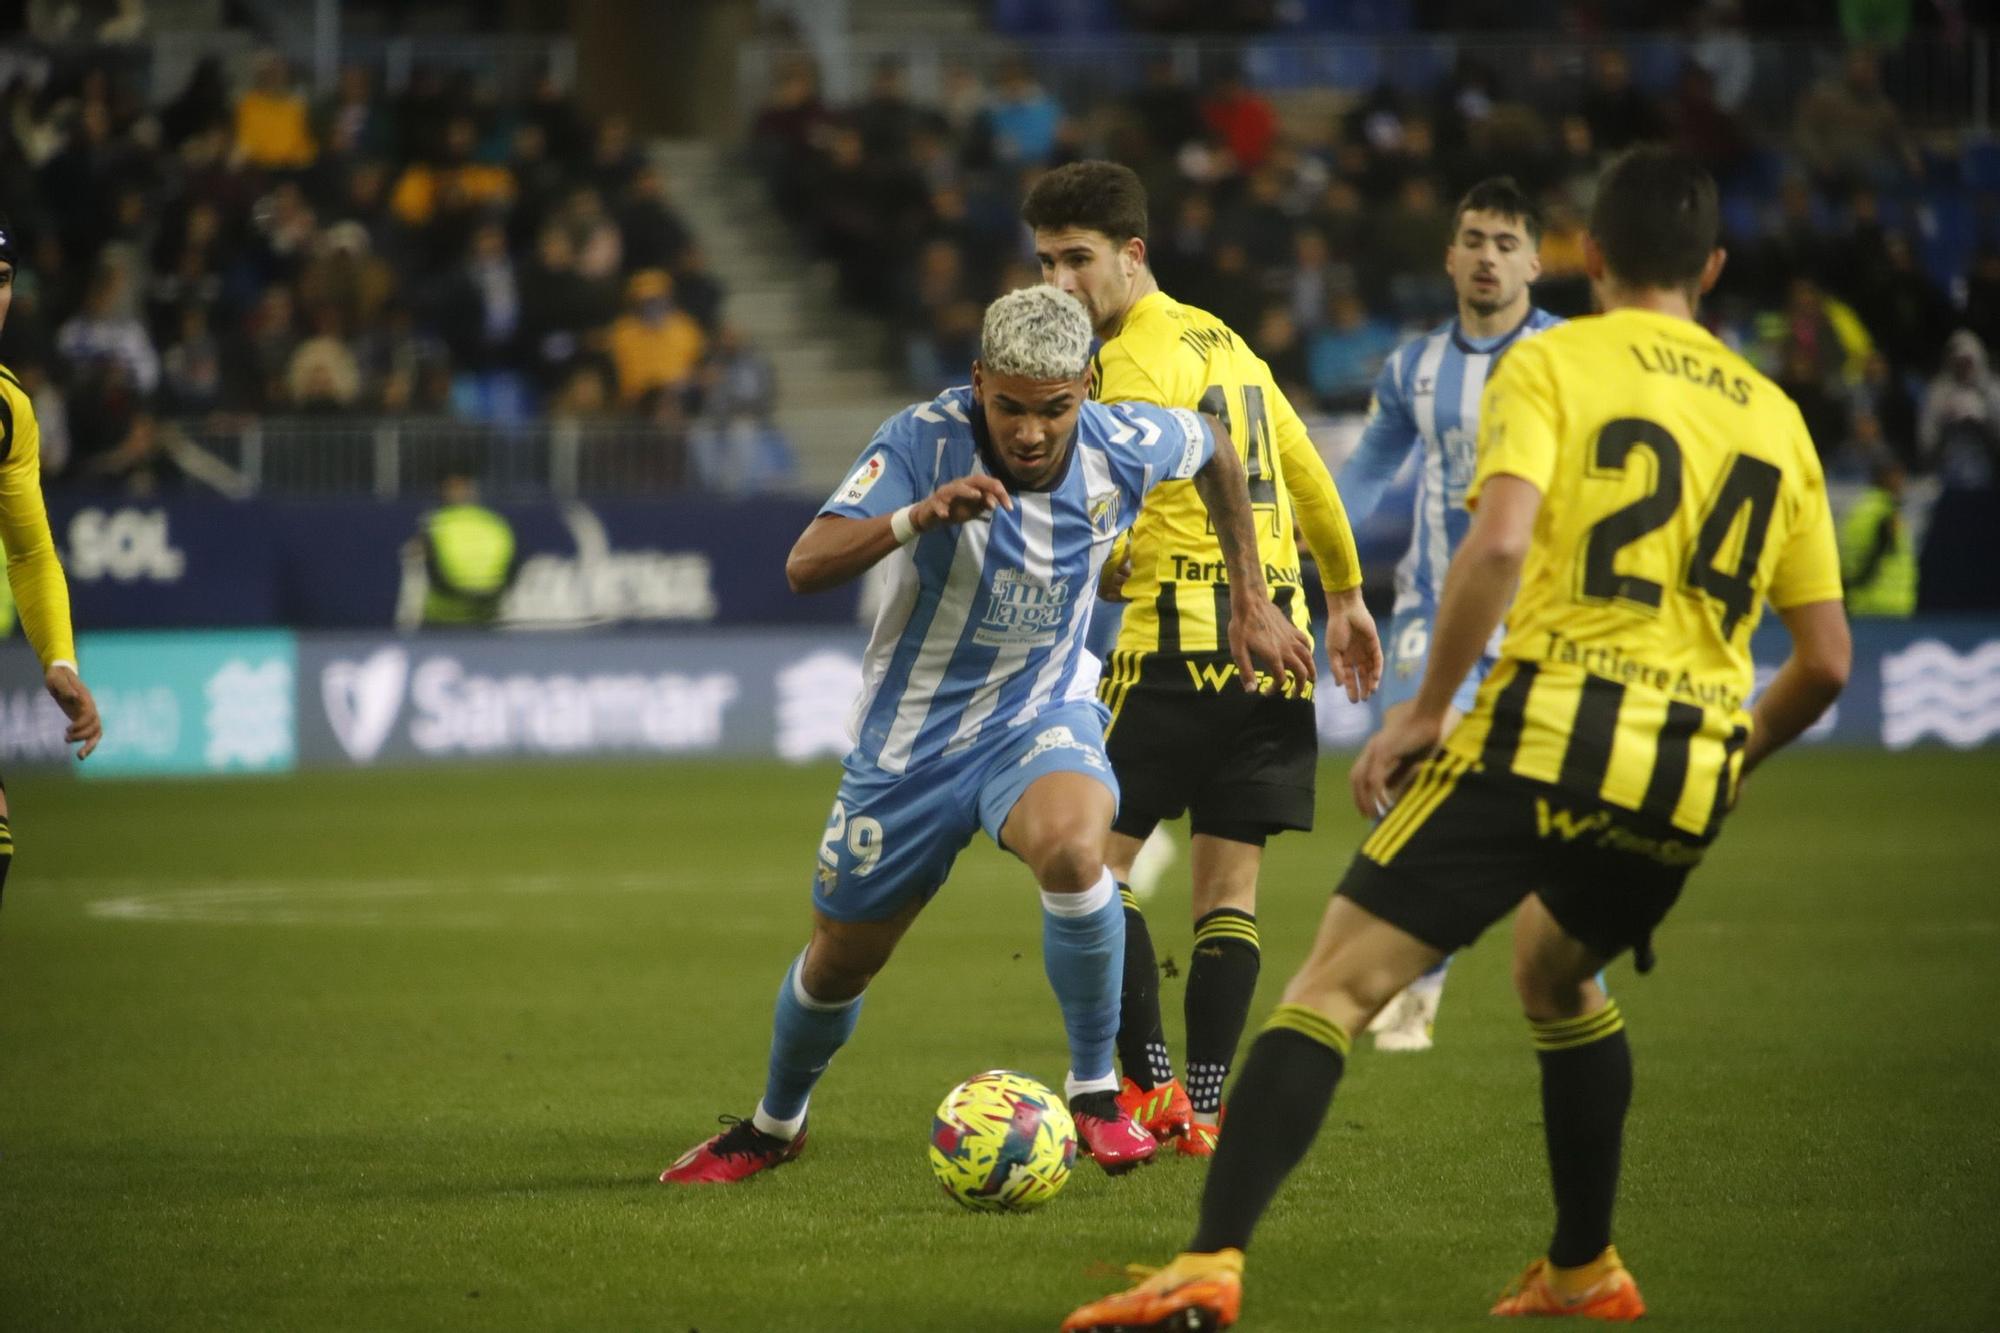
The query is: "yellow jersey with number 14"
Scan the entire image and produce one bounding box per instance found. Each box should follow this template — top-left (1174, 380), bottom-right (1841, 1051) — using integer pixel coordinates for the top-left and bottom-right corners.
top-left (1091, 290), bottom-right (1361, 684)
top-left (1443, 308), bottom-right (1843, 837)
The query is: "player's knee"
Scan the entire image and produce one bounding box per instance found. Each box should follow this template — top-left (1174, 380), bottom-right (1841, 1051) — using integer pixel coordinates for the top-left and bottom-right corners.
top-left (799, 951), bottom-right (874, 1004)
top-left (1512, 955), bottom-right (1591, 1021)
top-left (1011, 811), bottom-right (1106, 894)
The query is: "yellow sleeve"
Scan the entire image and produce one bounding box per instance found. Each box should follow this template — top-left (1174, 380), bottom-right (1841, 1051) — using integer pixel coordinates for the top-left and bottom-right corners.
top-left (1271, 386), bottom-right (1363, 592)
top-left (1768, 419), bottom-right (1845, 610)
top-left (1093, 341), bottom-right (1175, 407)
top-left (1468, 339), bottom-right (1561, 505)
top-left (0, 382), bottom-right (77, 668)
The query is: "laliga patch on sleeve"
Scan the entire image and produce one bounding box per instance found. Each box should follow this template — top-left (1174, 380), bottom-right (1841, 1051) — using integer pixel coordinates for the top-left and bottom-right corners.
top-left (1169, 408), bottom-right (1206, 478)
top-left (838, 452), bottom-right (887, 505)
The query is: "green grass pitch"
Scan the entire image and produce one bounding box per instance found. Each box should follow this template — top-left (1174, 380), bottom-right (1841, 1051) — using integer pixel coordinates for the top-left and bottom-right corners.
top-left (2, 751), bottom-right (1997, 1331)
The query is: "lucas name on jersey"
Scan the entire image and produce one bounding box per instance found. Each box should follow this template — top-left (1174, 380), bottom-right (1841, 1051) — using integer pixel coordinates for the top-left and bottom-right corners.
top-left (1627, 339), bottom-right (1755, 406)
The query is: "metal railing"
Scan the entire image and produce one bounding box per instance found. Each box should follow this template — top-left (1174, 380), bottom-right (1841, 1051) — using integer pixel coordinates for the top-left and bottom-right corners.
top-left (738, 30), bottom-right (1993, 136)
top-left (170, 417), bottom-right (695, 500)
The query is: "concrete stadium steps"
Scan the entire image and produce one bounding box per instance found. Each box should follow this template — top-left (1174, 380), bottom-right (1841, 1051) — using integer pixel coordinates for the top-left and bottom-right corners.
top-left (653, 139), bottom-right (912, 495)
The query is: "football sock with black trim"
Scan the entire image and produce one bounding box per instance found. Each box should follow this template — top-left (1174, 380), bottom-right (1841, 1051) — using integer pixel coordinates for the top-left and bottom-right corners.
top-left (1532, 1002), bottom-right (1632, 1267)
top-left (1188, 1003), bottom-right (1348, 1254)
top-left (1184, 908), bottom-right (1259, 1117)
top-left (1114, 884), bottom-right (1174, 1091)
top-left (0, 815), bottom-right (11, 911)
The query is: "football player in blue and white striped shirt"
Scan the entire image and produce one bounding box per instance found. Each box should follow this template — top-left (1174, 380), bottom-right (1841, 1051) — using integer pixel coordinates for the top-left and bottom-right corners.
top-left (663, 286), bottom-right (1313, 1183)
top-left (1338, 178), bottom-right (1561, 1052)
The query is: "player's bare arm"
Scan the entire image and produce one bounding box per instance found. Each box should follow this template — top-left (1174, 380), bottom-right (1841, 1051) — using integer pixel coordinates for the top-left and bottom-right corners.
top-left (45, 663), bottom-right (102, 759)
top-left (1352, 472), bottom-right (1539, 815)
top-left (1190, 414), bottom-right (1316, 694)
top-left (1742, 599), bottom-right (1850, 776)
top-left (784, 476), bottom-right (1014, 594)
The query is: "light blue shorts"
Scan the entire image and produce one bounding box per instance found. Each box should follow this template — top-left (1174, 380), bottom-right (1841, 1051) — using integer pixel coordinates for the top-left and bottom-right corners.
top-left (811, 699), bottom-right (1120, 923)
top-left (1380, 603), bottom-right (1496, 715)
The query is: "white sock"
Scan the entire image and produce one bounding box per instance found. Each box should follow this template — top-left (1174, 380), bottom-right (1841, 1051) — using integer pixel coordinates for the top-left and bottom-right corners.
top-left (1066, 1071), bottom-right (1120, 1101)
top-left (1041, 868), bottom-right (1116, 919)
top-left (751, 1100), bottom-right (807, 1141)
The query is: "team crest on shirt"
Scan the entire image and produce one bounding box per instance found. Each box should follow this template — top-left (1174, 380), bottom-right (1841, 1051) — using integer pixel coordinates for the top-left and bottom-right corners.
top-left (1088, 490), bottom-right (1120, 539)
top-left (838, 453), bottom-right (887, 505)
top-left (976, 570), bottom-right (1073, 647)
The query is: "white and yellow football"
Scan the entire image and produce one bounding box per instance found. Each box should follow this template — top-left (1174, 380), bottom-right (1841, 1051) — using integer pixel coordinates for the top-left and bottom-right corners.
top-left (928, 1070), bottom-right (1077, 1212)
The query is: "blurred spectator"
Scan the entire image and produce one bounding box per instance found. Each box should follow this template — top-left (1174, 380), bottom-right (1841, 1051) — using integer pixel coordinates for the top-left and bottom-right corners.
top-left (317, 65), bottom-right (391, 163)
top-left (233, 53), bottom-right (317, 172)
top-left (1853, 351), bottom-right (1920, 470)
top-left (160, 55), bottom-right (232, 149)
top-left (1919, 330), bottom-right (2000, 480)
top-left (900, 238), bottom-right (982, 389)
top-left (1202, 67), bottom-right (1278, 172)
top-left (1308, 291), bottom-right (1397, 407)
top-left (146, 199), bottom-right (227, 332)
top-left (1286, 229), bottom-right (1342, 333)
top-left (588, 115), bottom-right (645, 198)
top-left (389, 115), bottom-right (515, 229)
top-left (1252, 306), bottom-right (1311, 402)
top-left (505, 122), bottom-right (567, 249)
top-left (160, 304), bottom-right (223, 414)
top-left (1691, 0), bottom-right (1755, 113)
top-left (608, 268), bottom-right (706, 407)
top-left (439, 220), bottom-right (521, 374)
top-left (1581, 49), bottom-right (1663, 154)
top-left (556, 186), bottom-right (624, 283)
top-left (853, 59), bottom-right (920, 159)
top-left (1839, 459), bottom-right (1917, 617)
top-left (1774, 341), bottom-right (1851, 464)
top-left (57, 263), bottom-right (158, 397)
top-left (1762, 277), bottom-right (1872, 386)
top-left (550, 361), bottom-right (613, 422)
top-left (1794, 49), bottom-right (1919, 191)
top-left (750, 55), bottom-right (831, 223)
top-left (1670, 64), bottom-right (1748, 179)
top-left (286, 305), bottom-right (363, 413)
top-left (1127, 55), bottom-right (1207, 163)
top-left (297, 221), bottom-right (396, 334)
top-left (671, 244), bottom-right (726, 334)
top-left (620, 164), bottom-right (693, 273)
top-left (988, 60), bottom-right (1062, 166)
top-left (517, 224), bottom-right (606, 391)
top-left (692, 324), bottom-right (788, 494)
top-left (232, 283), bottom-right (300, 410)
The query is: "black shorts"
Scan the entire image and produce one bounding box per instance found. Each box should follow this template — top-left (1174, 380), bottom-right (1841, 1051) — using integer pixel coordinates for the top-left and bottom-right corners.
top-left (1103, 668), bottom-right (1317, 845)
top-left (1337, 752), bottom-right (1711, 968)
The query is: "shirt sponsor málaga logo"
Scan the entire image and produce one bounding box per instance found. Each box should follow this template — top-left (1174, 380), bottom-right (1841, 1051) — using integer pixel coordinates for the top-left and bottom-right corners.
top-left (976, 570), bottom-right (1071, 647)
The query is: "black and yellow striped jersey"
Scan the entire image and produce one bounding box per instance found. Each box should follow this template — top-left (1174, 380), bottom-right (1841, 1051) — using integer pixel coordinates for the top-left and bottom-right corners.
top-left (1442, 308), bottom-right (1843, 837)
top-left (0, 363), bottom-right (78, 669)
top-left (1091, 290), bottom-right (1361, 687)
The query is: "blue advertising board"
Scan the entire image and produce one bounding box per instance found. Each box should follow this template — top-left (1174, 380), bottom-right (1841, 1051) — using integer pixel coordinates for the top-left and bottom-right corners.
top-left (0, 619), bottom-right (1994, 779)
top-left (44, 496), bottom-right (860, 631)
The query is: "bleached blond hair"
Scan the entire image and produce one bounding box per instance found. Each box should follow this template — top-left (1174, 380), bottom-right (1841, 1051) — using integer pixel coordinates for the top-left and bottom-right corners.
top-left (979, 286), bottom-right (1093, 382)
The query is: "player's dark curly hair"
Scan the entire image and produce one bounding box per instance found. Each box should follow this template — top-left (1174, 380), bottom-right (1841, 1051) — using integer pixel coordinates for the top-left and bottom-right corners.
top-left (1452, 176), bottom-right (1543, 244)
top-left (1020, 161), bottom-right (1150, 244)
top-left (1589, 146), bottom-right (1719, 291)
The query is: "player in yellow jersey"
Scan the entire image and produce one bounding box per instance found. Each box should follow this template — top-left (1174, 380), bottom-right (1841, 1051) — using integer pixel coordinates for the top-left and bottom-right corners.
top-left (1022, 161), bottom-right (1382, 1155)
top-left (1062, 148), bottom-right (1851, 1331)
top-left (0, 218), bottom-right (103, 910)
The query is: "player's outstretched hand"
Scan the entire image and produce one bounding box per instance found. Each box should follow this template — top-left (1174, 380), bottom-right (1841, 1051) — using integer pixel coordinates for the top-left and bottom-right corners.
top-left (45, 663), bottom-right (102, 760)
top-left (1351, 701), bottom-right (1442, 818)
top-left (1322, 586), bottom-right (1384, 704)
top-left (915, 475), bottom-right (1012, 532)
top-left (1228, 595), bottom-right (1316, 696)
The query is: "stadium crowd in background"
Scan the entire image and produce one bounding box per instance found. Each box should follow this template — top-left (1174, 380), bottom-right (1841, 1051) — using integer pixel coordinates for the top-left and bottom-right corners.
top-left (750, 6), bottom-right (2000, 500)
top-left (1, 43), bottom-right (761, 491)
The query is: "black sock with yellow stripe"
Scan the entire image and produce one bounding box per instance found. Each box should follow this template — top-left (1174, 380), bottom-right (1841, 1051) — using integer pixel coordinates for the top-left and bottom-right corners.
top-left (1185, 909), bottom-right (1259, 1116)
top-left (1532, 1002), bottom-right (1632, 1267)
top-left (1114, 885), bottom-right (1174, 1091)
top-left (1188, 1003), bottom-right (1348, 1253)
top-left (0, 815), bottom-right (12, 910)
